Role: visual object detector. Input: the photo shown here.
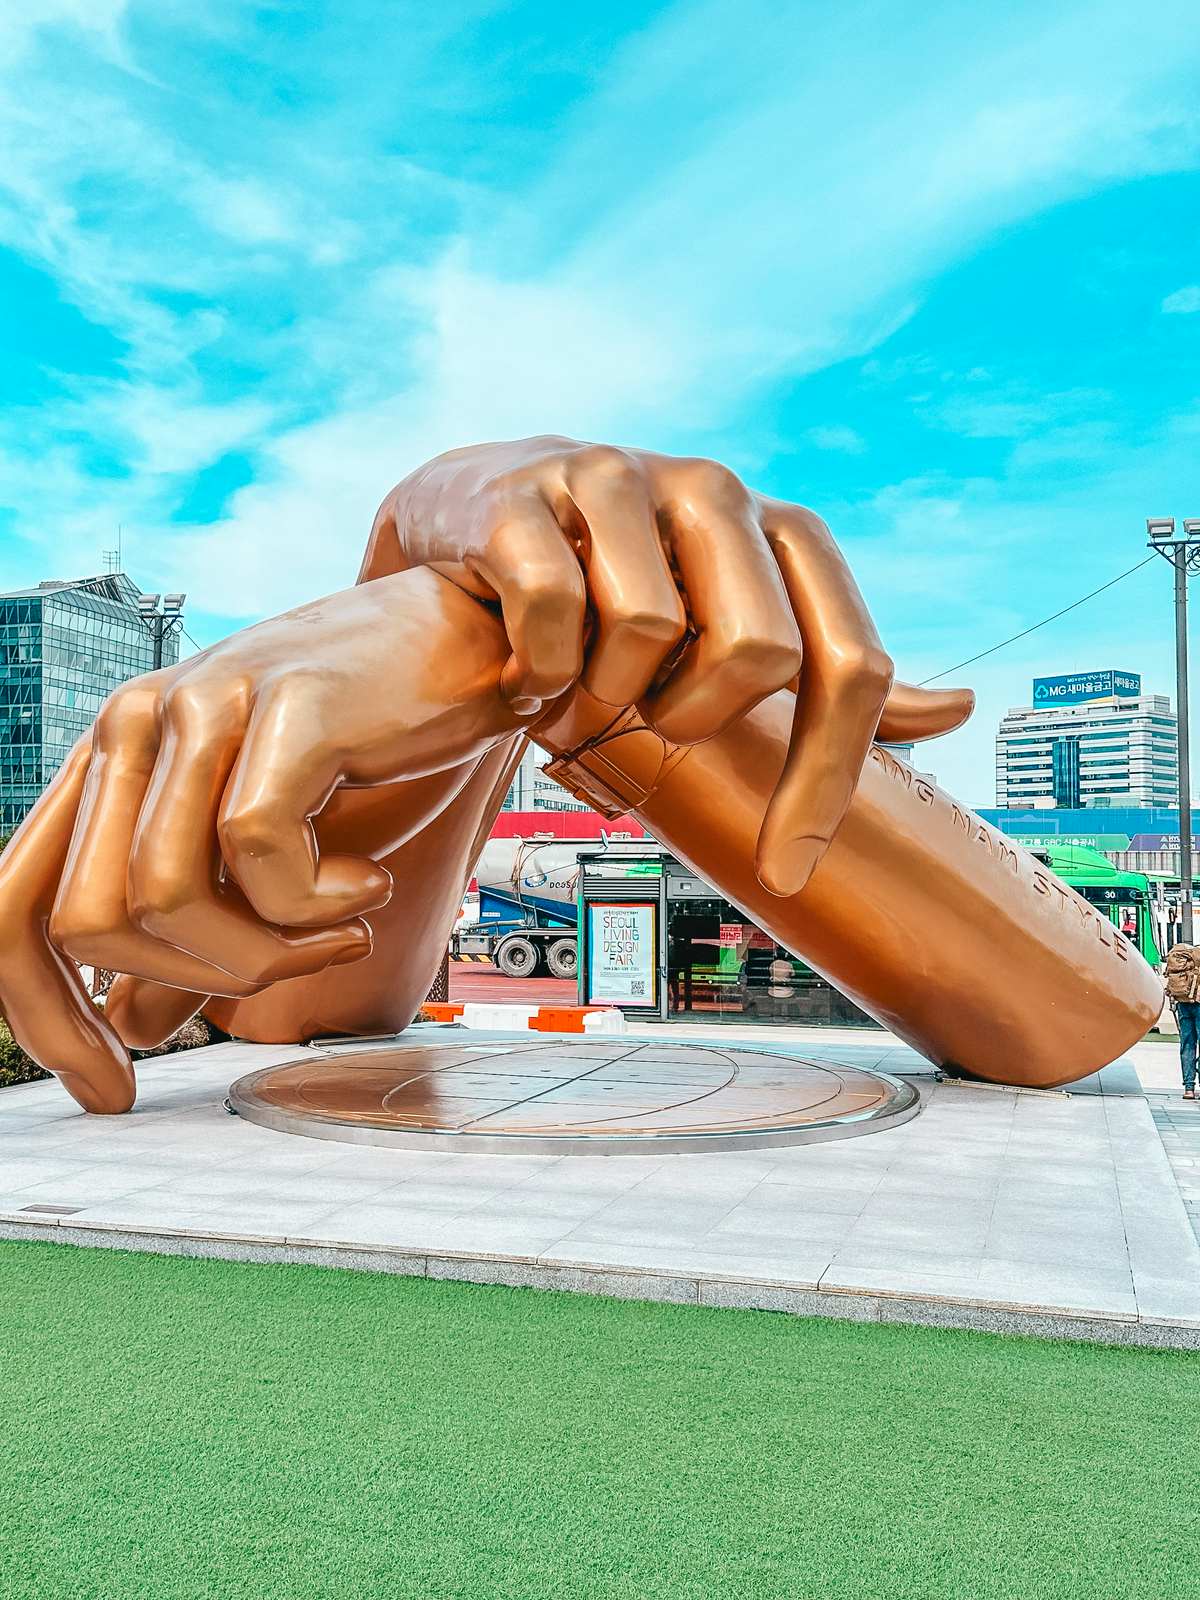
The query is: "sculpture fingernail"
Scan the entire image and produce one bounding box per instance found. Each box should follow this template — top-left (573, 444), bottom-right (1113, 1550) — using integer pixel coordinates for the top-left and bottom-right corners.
top-left (757, 836), bottom-right (829, 898)
top-left (505, 691), bottom-right (543, 716)
top-left (330, 929), bottom-right (371, 965)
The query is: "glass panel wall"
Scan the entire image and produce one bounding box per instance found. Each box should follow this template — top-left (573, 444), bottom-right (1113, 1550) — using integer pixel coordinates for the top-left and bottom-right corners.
top-left (0, 580), bottom-right (180, 831)
top-left (666, 902), bottom-right (879, 1026)
top-left (0, 598), bottom-right (44, 829)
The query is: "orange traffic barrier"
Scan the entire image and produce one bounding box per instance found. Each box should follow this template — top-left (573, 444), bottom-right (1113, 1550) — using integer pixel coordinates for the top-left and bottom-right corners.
top-left (528, 1006), bottom-right (607, 1033)
top-left (418, 999), bottom-right (619, 1032)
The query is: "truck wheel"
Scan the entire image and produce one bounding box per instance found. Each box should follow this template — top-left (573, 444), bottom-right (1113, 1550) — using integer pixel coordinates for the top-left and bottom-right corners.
top-left (496, 936), bottom-right (538, 978)
top-left (547, 939), bottom-right (578, 980)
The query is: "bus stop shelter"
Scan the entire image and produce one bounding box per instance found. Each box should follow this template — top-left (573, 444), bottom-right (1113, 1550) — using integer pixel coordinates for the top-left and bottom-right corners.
top-left (575, 845), bottom-right (876, 1027)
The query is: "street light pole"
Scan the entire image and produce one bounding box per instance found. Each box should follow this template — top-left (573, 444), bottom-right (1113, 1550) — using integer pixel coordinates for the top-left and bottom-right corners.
top-left (1175, 554), bottom-right (1193, 944)
top-left (1148, 518), bottom-right (1200, 944)
top-left (135, 590), bottom-right (187, 679)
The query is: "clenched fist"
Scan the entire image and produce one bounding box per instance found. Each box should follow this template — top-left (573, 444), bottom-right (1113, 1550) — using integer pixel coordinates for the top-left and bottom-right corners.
top-left (368, 438), bottom-right (970, 895)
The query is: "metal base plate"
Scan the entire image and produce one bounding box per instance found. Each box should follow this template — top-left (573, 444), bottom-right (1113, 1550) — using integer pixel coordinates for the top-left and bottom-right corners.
top-left (229, 1039), bottom-right (920, 1155)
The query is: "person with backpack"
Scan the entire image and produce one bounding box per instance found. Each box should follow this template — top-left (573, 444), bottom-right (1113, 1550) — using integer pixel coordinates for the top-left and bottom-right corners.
top-left (1164, 943), bottom-right (1200, 1100)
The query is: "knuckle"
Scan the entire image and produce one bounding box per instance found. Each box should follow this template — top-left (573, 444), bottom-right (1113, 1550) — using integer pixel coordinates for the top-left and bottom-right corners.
top-left (569, 443), bottom-right (638, 485)
top-left (718, 630), bottom-right (803, 685)
top-left (48, 899), bottom-right (102, 954)
top-left (679, 457), bottom-right (748, 506)
top-left (478, 463), bottom-right (538, 500)
top-left (161, 678), bottom-right (243, 740)
top-left (511, 556), bottom-right (586, 614)
top-left (793, 504), bottom-right (831, 537)
top-left (765, 501), bottom-right (832, 546)
top-left (161, 680), bottom-right (210, 726)
top-left (95, 682), bottom-right (157, 747)
top-left (128, 865), bottom-right (191, 931)
top-left (605, 603), bottom-right (686, 651)
top-left (218, 804), bottom-right (277, 862)
top-left (831, 640), bottom-right (893, 690)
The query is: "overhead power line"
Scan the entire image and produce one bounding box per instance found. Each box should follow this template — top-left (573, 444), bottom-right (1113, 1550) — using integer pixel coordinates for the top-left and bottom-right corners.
top-left (919, 555), bottom-right (1157, 686)
top-left (176, 558), bottom-right (1157, 686)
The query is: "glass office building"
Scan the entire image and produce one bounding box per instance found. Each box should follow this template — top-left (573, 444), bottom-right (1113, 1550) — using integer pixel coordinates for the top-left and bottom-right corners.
top-left (0, 573), bottom-right (179, 830)
top-left (500, 743), bottom-right (590, 812)
top-left (995, 670), bottom-right (1177, 809)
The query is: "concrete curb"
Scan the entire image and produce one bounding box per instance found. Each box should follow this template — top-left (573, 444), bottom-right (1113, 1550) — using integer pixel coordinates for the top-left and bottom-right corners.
top-left (2, 1213), bottom-right (1196, 1351)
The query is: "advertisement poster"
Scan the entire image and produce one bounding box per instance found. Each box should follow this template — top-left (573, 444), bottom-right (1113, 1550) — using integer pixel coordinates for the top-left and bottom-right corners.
top-left (587, 902), bottom-right (657, 1008)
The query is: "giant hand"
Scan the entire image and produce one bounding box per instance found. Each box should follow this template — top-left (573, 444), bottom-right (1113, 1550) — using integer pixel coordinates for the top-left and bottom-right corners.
top-left (0, 536), bottom-right (1161, 1109)
top-left (368, 438), bottom-right (973, 895)
top-left (0, 570), bottom-right (530, 1112)
top-left (0, 438), bottom-right (977, 1113)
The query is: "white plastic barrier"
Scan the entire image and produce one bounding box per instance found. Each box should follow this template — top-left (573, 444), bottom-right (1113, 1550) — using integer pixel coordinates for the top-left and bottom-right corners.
top-left (582, 1008), bottom-right (628, 1035)
top-left (458, 1003), bottom-right (541, 1032)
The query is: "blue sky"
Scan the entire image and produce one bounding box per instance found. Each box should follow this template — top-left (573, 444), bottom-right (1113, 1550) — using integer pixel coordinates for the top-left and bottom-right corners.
top-left (1, 0), bottom-right (1199, 804)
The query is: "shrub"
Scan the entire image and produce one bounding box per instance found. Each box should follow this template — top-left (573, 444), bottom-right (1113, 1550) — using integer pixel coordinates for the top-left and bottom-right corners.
top-left (0, 1012), bottom-right (220, 1089)
top-left (132, 1015), bottom-right (218, 1059)
top-left (0, 1022), bottom-right (49, 1088)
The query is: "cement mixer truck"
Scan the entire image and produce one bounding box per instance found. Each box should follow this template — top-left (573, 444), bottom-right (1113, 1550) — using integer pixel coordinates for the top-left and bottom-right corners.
top-left (452, 834), bottom-right (655, 979)
top-left (452, 836), bottom-right (585, 979)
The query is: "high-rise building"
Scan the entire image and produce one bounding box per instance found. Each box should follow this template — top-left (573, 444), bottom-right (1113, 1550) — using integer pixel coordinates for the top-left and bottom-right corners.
top-left (530, 763), bottom-right (590, 811)
top-left (995, 670), bottom-right (1177, 809)
top-left (500, 743), bottom-right (590, 813)
top-left (0, 573), bottom-right (181, 830)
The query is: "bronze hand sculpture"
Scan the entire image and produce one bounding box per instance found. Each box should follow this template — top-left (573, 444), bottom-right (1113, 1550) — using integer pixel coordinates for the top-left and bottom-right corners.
top-left (366, 438), bottom-right (975, 893)
top-left (0, 440), bottom-right (1161, 1113)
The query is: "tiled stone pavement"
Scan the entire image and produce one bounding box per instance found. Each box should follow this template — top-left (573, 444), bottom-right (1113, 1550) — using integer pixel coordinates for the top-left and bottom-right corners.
top-left (1, 1027), bottom-right (1197, 1348)
top-left (1148, 1098), bottom-right (1200, 1242)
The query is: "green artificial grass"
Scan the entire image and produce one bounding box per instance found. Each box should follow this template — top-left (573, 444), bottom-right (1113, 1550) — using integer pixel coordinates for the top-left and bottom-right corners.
top-left (0, 1242), bottom-right (1197, 1600)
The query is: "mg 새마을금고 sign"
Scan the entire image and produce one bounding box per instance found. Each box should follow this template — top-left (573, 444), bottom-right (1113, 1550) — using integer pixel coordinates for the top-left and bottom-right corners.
top-left (1031, 670), bottom-right (1141, 707)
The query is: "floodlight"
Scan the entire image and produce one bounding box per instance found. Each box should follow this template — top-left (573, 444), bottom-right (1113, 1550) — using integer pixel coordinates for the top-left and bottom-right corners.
top-left (137, 593), bottom-right (162, 615)
top-left (1147, 518), bottom-right (1177, 540)
top-left (1183, 520), bottom-right (1200, 539)
top-left (163, 592), bottom-right (187, 614)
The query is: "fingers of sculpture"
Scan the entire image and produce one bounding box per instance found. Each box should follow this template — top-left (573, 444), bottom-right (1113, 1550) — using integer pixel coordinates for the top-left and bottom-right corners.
top-left (458, 485), bottom-right (587, 714)
top-left (391, 445), bottom-right (975, 813)
top-left (49, 677), bottom-right (264, 997)
top-left (461, 448), bottom-right (798, 729)
top-left (877, 680), bottom-right (975, 742)
top-left (0, 740), bottom-right (137, 1113)
top-left (218, 681), bottom-right (394, 929)
top-left (559, 447), bottom-right (688, 707)
top-left (126, 676), bottom-right (373, 983)
top-left (103, 976), bottom-right (209, 1052)
top-left (638, 459), bottom-right (803, 743)
top-left (755, 501), bottom-right (895, 897)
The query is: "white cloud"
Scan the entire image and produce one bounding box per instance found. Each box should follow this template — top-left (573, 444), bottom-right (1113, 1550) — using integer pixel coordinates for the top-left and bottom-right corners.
top-left (154, 0), bottom-right (1200, 625)
top-left (0, 0), bottom-right (128, 66)
top-left (930, 386), bottom-right (1114, 442)
top-left (1163, 285), bottom-right (1200, 314)
top-left (805, 426), bottom-right (867, 454)
top-left (162, 256), bottom-right (698, 617)
top-left (850, 407), bottom-right (1200, 804)
top-left (192, 176), bottom-right (300, 248)
top-left (2, 0), bottom-right (1200, 654)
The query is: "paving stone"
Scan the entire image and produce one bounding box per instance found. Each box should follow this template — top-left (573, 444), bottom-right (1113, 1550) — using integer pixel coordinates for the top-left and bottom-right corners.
top-left (2, 1034), bottom-right (1198, 1346)
top-left (544, 1237), bottom-right (832, 1287)
top-left (975, 1258), bottom-right (1137, 1319)
top-left (822, 1244), bottom-right (985, 1282)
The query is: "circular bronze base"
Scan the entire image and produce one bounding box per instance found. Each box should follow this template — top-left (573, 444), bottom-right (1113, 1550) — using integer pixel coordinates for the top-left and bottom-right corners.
top-left (230, 1039), bottom-right (920, 1154)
